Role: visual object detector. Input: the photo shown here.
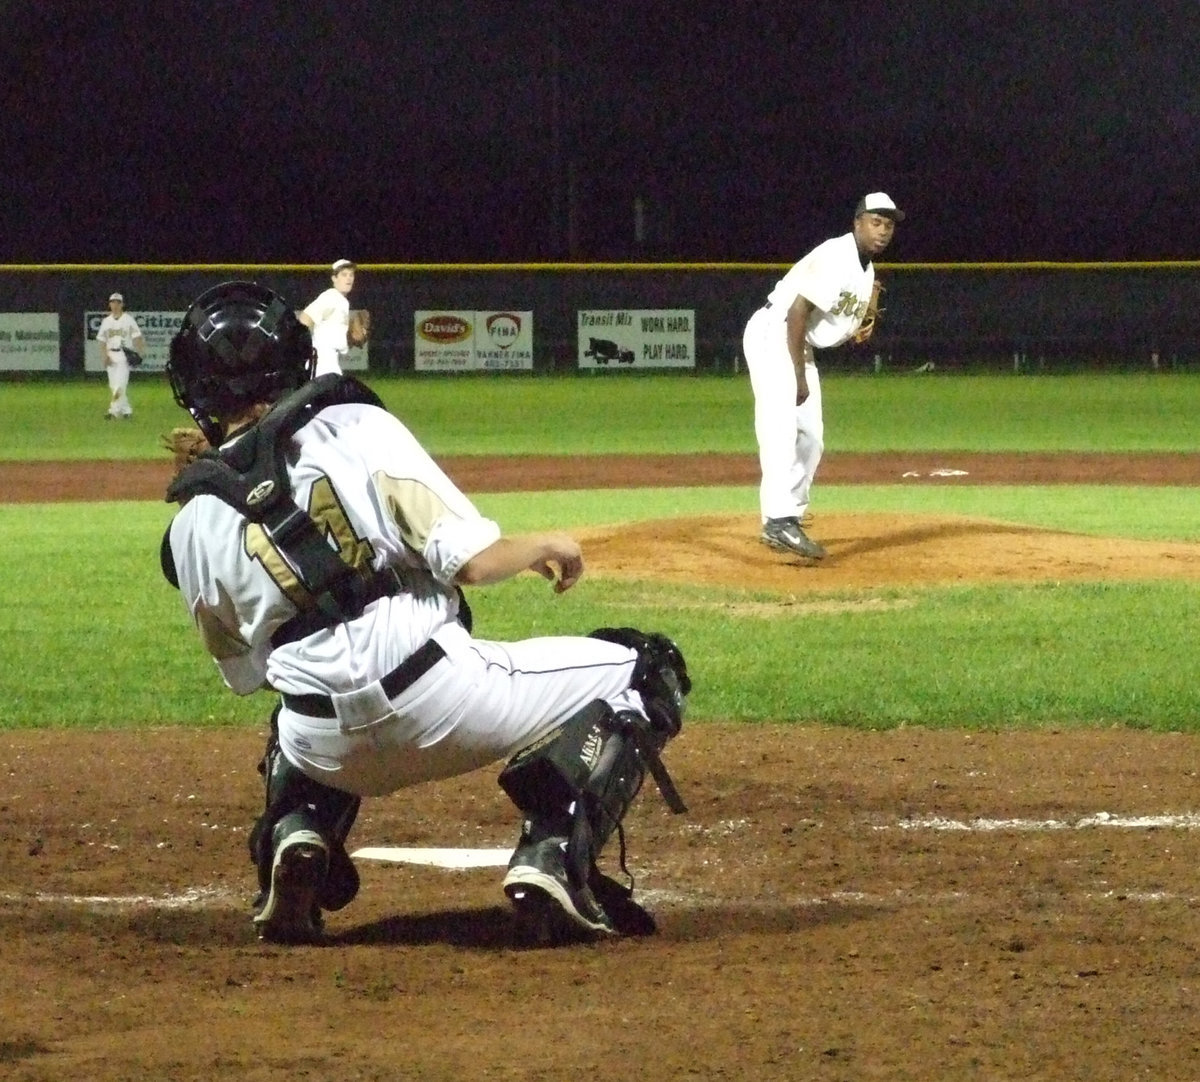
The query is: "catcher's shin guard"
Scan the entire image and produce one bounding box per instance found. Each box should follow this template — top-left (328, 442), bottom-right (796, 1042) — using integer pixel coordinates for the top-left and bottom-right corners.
top-left (498, 698), bottom-right (685, 936)
top-left (249, 707), bottom-right (362, 913)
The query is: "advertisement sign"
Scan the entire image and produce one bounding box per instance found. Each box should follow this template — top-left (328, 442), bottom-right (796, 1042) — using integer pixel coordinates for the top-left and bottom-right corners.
top-left (84, 308), bottom-right (369, 372)
top-left (577, 309), bottom-right (696, 369)
top-left (85, 310), bottom-right (185, 372)
top-left (0, 313), bottom-right (60, 371)
top-left (414, 311), bottom-right (534, 371)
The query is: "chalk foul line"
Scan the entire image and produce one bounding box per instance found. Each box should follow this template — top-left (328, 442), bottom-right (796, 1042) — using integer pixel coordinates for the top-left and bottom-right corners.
top-left (6, 817), bottom-right (1200, 913)
top-left (880, 811), bottom-right (1200, 832)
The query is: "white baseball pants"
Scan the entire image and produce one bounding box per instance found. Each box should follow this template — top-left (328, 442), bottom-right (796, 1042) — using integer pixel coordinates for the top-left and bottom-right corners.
top-left (278, 620), bottom-right (644, 797)
top-left (743, 308), bottom-right (824, 522)
top-left (105, 353), bottom-right (132, 417)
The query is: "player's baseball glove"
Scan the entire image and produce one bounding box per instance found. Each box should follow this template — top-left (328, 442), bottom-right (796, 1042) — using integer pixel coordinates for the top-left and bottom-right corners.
top-left (347, 309), bottom-right (371, 348)
top-left (123, 346), bottom-right (144, 368)
top-left (852, 280), bottom-right (885, 344)
top-left (161, 425), bottom-right (211, 476)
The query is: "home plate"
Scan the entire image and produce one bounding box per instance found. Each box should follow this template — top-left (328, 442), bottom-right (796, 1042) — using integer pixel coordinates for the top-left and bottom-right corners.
top-left (351, 847), bottom-right (512, 869)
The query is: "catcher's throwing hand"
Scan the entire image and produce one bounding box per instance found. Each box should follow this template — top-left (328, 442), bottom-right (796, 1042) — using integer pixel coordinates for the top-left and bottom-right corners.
top-left (347, 309), bottom-right (371, 347)
top-left (852, 280), bottom-right (885, 344)
top-left (531, 532), bottom-right (584, 593)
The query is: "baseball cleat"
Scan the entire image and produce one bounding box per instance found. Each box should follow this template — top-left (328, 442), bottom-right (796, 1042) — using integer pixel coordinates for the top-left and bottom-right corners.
top-left (253, 829), bottom-right (328, 945)
top-left (760, 516), bottom-right (827, 559)
top-left (504, 837), bottom-right (617, 943)
top-left (588, 869), bottom-right (656, 936)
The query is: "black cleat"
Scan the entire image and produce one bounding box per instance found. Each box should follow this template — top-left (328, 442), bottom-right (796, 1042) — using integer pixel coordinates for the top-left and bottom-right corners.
top-left (760, 516), bottom-right (827, 559)
top-left (503, 835), bottom-right (617, 943)
top-left (252, 829), bottom-right (328, 945)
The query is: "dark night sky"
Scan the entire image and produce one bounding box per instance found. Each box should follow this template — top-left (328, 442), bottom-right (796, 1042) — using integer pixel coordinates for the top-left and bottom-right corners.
top-left (5, 0), bottom-right (1200, 264)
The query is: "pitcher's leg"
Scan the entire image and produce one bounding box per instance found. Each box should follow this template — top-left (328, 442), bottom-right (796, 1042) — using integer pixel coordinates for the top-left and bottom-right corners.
top-left (791, 363), bottom-right (824, 519)
top-left (744, 318), bottom-right (801, 521)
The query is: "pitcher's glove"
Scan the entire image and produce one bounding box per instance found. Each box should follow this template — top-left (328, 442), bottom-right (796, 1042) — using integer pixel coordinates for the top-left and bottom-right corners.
top-left (348, 309), bottom-right (371, 347)
top-left (161, 426), bottom-right (211, 476)
top-left (852, 280), bottom-right (885, 344)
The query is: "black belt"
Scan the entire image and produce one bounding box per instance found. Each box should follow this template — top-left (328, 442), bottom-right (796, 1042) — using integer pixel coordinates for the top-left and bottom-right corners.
top-left (279, 639), bottom-right (447, 719)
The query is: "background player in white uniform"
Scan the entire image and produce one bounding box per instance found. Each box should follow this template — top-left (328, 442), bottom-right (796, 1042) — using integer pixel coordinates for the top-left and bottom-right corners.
top-left (162, 282), bottom-right (688, 945)
top-left (742, 192), bottom-right (903, 559)
top-left (299, 258), bottom-right (355, 376)
top-left (95, 292), bottom-right (145, 419)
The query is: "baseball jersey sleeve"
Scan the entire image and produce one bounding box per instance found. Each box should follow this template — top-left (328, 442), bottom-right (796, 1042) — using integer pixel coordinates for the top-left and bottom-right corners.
top-left (789, 245), bottom-right (846, 312)
top-left (768, 236), bottom-right (845, 313)
top-left (297, 404), bottom-right (501, 585)
top-left (368, 450), bottom-right (501, 584)
top-left (302, 291), bottom-right (333, 325)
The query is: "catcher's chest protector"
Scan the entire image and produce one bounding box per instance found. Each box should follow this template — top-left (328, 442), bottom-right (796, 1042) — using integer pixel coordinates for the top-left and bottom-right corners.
top-left (164, 375), bottom-right (388, 618)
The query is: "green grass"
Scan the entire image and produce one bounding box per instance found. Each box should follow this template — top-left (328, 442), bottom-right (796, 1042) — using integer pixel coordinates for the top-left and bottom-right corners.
top-left (5, 370), bottom-right (1200, 459)
top-left (466, 576), bottom-right (1200, 730)
top-left (5, 369), bottom-right (1200, 731)
top-left (3, 489), bottom-right (1200, 730)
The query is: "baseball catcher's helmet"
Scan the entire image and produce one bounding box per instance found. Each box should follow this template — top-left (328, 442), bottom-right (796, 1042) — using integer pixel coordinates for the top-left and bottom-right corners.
top-left (167, 281), bottom-right (314, 445)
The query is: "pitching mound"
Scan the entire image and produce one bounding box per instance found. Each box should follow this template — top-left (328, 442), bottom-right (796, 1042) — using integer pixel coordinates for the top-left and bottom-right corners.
top-left (578, 511), bottom-right (1200, 590)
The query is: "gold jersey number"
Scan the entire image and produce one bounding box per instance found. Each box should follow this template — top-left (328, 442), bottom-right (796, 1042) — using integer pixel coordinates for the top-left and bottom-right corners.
top-left (242, 476), bottom-right (375, 607)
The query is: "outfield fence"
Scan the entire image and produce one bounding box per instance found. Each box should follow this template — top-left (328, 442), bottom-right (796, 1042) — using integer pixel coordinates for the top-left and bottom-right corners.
top-left (1, 261), bottom-right (1197, 377)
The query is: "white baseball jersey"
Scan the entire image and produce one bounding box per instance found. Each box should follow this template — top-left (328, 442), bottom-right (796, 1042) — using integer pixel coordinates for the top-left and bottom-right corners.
top-left (302, 288), bottom-right (349, 374)
top-left (167, 400), bottom-right (643, 796)
top-left (763, 232), bottom-right (875, 348)
top-left (96, 312), bottom-right (143, 354)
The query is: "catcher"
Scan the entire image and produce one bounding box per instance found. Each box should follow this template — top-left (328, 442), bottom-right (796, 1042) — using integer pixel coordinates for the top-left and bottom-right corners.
top-left (741, 191), bottom-right (903, 560)
top-left (159, 281), bottom-right (689, 946)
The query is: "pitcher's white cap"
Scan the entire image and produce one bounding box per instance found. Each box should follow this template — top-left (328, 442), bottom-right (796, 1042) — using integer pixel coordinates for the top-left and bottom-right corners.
top-left (332, 259), bottom-right (356, 272)
top-left (855, 193), bottom-right (905, 221)
top-left (108, 292), bottom-right (124, 302)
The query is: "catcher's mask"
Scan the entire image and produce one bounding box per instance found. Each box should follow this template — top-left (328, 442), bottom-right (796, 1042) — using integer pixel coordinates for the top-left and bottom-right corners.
top-left (167, 281), bottom-right (315, 446)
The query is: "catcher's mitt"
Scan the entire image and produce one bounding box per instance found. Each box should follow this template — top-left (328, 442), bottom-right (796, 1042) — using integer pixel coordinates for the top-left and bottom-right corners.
top-left (161, 426), bottom-right (211, 476)
top-left (347, 309), bottom-right (371, 347)
top-left (852, 280), bottom-right (885, 344)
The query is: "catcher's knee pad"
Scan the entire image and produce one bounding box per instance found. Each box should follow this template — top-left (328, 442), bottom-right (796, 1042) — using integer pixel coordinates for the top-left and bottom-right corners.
top-left (250, 711), bottom-right (361, 912)
top-left (498, 700), bottom-right (684, 884)
top-left (588, 626), bottom-right (691, 739)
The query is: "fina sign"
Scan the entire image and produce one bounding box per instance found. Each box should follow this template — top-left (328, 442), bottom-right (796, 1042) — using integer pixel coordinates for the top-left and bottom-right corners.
top-left (414, 310), bottom-right (534, 371)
